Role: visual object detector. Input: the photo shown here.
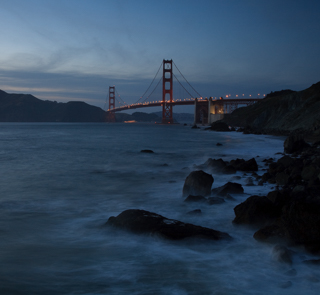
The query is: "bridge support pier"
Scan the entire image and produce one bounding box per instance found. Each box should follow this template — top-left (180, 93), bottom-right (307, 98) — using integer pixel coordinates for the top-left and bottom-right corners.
top-left (162, 59), bottom-right (173, 124)
top-left (194, 98), bottom-right (209, 125)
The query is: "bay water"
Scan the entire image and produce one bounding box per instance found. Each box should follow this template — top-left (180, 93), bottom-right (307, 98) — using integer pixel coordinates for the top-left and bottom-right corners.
top-left (0, 123), bottom-right (319, 294)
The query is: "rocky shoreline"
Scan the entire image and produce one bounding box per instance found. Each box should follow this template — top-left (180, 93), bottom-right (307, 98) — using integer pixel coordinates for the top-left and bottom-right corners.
top-left (107, 132), bottom-right (320, 265)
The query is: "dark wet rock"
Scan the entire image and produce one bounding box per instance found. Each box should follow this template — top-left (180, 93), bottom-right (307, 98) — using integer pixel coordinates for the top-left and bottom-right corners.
top-left (301, 165), bottom-right (320, 181)
top-left (254, 224), bottom-right (285, 243)
top-left (191, 124), bottom-right (199, 129)
top-left (272, 245), bottom-right (293, 265)
top-left (284, 134), bottom-right (310, 154)
top-left (277, 155), bottom-right (295, 168)
top-left (187, 209), bottom-right (202, 215)
top-left (275, 171), bottom-right (291, 186)
top-left (244, 177), bottom-right (254, 186)
top-left (184, 195), bottom-right (207, 203)
top-left (141, 149), bottom-right (154, 153)
top-left (107, 209), bottom-right (231, 241)
top-left (212, 182), bottom-right (244, 196)
top-left (200, 157), bottom-right (258, 174)
top-left (216, 142), bottom-right (223, 146)
top-left (204, 158), bottom-right (227, 172)
top-left (229, 158), bottom-right (258, 171)
top-left (233, 195), bottom-right (279, 226)
top-left (278, 281), bottom-right (293, 289)
top-left (207, 197), bottom-right (225, 205)
top-left (221, 165), bottom-right (237, 174)
top-left (182, 170), bottom-right (214, 197)
top-left (279, 196), bottom-right (320, 253)
top-left (210, 121), bottom-right (230, 132)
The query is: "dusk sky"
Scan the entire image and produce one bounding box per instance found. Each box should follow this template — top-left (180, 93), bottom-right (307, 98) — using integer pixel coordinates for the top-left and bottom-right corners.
top-left (1, 0), bottom-right (320, 112)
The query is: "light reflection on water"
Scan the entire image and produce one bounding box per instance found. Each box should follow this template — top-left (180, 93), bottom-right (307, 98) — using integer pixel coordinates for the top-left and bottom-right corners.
top-left (0, 123), bottom-right (318, 294)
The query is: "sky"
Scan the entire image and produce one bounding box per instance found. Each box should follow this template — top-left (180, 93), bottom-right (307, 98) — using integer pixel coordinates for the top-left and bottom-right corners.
top-left (0, 0), bottom-right (320, 113)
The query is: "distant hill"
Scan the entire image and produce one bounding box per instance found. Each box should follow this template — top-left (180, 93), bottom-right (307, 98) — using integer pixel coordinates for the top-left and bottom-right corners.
top-left (0, 90), bottom-right (192, 123)
top-left (0, 90), bottom-right (106, 122)
top-left (221, 82), bottom-right (320, 139)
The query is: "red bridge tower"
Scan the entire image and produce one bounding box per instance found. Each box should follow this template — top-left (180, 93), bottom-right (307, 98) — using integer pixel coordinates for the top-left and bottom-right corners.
top-left (162, 59), bottom-right (173, 124)
top-left (106, 86), bottom-right (116, 122)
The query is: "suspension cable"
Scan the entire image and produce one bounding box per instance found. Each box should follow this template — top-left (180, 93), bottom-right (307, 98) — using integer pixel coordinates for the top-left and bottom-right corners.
top-left (173, 73), bottom-right (194, 98)
top-left (115, 88), bottom-right (127, 105)
top-left (135, 61), bottom-right (163, 104)
top-left (140, 76), bottom-right (162, 103)
top-left (172, 61), bottom-right (202, 97)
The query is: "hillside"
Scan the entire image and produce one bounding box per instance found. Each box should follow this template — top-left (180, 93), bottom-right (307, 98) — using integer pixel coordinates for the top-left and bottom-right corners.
top-left (0, 90), bottom-right (106, 122)
top-left (221, 82), bottom-right (320, 139)
top-left (0, 90), bottom-right (163, 123)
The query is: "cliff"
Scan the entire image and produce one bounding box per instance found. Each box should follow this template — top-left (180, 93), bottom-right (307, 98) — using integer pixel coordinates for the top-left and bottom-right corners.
top-left (221, 82), bottom-right (320, 139)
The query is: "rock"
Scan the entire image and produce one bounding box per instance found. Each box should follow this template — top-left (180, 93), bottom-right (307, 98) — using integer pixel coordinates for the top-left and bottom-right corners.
top-left (187, 209), bottom-right (202, 215)
top-left (275, 171), bottom-right (291, 186)
top-left (253, 224), bottom-right (285, 242)
top-left (204, 158), bottom-right (227, 172)
top-left (244, 177), bottom-right (254, 186)
top-left (221, 165), bottom-right (237, 174)
top-left (233, 195), bottom-right (279, 226)
top-left (191, 124), bottom-right (199, 129)
top-left (280, 196), bottom-right (320, 252)
top-left (272, 245), bottom-right (293, 265)
top-left (216, 142), bottom-right (223, 146)
top-left (207, 197), bottom-right (225, 205)
top-left (141, 149), bottom-right (154, 153)
top-left (107, 209), bottom-right (231, 240)
top-left (278, 281), bottom-right (293, 289)
top-left (301, 165), bottom-right (319, 181)
top-left (212, 182), bottom-right (244, 196)
top-left (277, 155), bottom-right (295, 168)
top-left (182, 170), bottom-right (214, 197)
top-left (230, 158), bottom-right (258, 171)
top-left (210, 121), bottom-right (230, 132)
top-left (184, 195), bottom-right (207, 203)
top-left (284, 134), bottom-right (310, 154)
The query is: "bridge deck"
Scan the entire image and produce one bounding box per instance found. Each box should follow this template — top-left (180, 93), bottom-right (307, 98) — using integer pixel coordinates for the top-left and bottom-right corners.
top-left (109, 98), bottom-right (260, 112)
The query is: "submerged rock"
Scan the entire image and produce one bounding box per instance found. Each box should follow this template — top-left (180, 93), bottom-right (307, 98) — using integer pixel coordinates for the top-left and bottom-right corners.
top-left (272, 245), bottom-right (293, 265)
top-left (184, 195), bottom-right (207, 203)
top-left (212, 182), bottom-right (244, 196)
top-left (107, 209), bottom-right (231, 241)
top-left (200, 157), bottom-right (258, 174)
top-left (182, 170), bottom-right (214, 197)
top-left (141, 149), bottom-right (154, 153)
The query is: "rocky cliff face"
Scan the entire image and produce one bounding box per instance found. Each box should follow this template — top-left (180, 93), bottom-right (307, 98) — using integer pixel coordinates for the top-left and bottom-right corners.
top-left (222, 82), bottom-right (320, 139)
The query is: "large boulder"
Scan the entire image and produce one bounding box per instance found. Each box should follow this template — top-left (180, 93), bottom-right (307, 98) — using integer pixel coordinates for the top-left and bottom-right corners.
top-left (284, 134), bottom-right (310, 154)
top-left (279, 196), bottom-right (320, 252)
top-left (182, 170), bottom-right (214, 197)
top-left (233, 195), bottom-right (279, 226)
top-left (107, 209), bottom-right (231, 241)
top-left (210, 121), bottom-right (230, 132)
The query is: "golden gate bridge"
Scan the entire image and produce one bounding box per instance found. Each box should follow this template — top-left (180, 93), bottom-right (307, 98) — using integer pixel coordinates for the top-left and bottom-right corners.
top-left (105, 59), bottom-right (261, 124)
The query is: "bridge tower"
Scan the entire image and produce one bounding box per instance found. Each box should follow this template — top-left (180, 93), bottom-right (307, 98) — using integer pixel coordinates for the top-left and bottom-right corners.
top-left (106, 86), bottom-right (116, 122)
top-left (162, 59), bottom-right (173, 124)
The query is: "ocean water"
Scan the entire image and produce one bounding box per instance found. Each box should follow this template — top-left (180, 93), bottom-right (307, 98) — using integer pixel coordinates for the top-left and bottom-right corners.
top-left (0, 123), bottom-right (319, 295)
